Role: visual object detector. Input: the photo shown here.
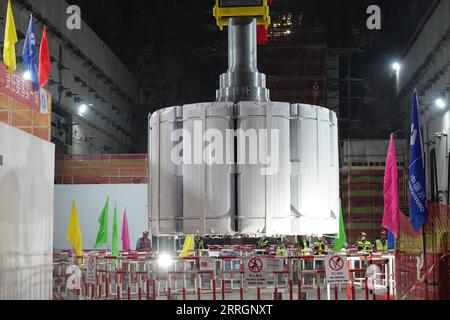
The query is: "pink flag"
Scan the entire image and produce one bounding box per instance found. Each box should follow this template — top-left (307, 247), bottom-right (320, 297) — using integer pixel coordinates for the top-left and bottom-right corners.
top-left (121, 210), bottom-right (131, 252)
top-left (383, 135), bottom-right (400, 238)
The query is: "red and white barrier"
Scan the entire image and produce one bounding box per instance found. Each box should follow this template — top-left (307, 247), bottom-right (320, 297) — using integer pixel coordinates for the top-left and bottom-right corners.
top-left (53, 249), bottom-right (396, 301)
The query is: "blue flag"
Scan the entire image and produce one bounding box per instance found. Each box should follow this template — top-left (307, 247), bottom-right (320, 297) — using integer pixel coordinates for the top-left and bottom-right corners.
top-left (409, 91), bottom-right (428, 231)
top-left (387, 231), bottom-right (395, 250)
top-left (22, 15), bottom-right (39, 91)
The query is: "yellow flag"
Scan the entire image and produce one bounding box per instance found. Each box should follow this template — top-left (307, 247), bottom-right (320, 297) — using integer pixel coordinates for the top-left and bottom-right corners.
top-left (3, 0), bottom-right (18, 73)
top-left (179, 235), bottom-right (195, 258)
top-left (67, 200), bottom-right (83, 257)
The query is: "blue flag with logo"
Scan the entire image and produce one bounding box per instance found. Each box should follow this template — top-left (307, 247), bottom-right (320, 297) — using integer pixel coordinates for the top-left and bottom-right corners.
top-left (409, 91), bottom-right (428, 231)
top-left (22, 15), bottom-right (39, 91)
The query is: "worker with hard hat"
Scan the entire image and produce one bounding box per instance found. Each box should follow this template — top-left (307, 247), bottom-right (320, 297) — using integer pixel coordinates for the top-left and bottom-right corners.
top-left (313, 237), bottom-right (329, 255)
top-left (257, 237), bottom-right (270, 256)
top-left (276, 239), bottom-right (288, 257)
top-left (376, 230), bottom-right (389, 252)
top-left (136, 231), bottom-right (152, 252)
top-left (296, 236), bottom-right (311, 256)
top-left (195, 236), bottom-right (207, 256)
top-left (257, 237), bottom-right (270, 250)
top-left (356, 232), bottom-right (372, 251)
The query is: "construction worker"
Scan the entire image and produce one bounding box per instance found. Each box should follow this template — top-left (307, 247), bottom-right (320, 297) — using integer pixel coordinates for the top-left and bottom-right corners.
top-left (296, 236), bottom-right (310, 255)
top-left (257, 237), bottom-right (270, 250)
top-left (136, 231), bottom-right (152, 252)
top-left (276, 240), bottom-right (288, 257)
top-left (313, 237), bottom-right (329, 255)
top-left (312, 82), bottom-right (321, 104)
top-left (376, 230), bottom-right (388, 252)
top-left (196, 237), bottom-right (206, 256)
top-left (356, 232), bottom-right (372, 251)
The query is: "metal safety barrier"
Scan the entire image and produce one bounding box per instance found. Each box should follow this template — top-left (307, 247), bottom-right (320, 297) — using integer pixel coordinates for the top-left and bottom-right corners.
top-left (53, 249), bottom-right (396, 301)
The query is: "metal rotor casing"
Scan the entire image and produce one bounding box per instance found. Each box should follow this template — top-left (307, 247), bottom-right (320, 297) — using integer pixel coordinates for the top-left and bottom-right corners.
top-left (148, 15), bottom-right (340, 236)
top-left (149, 102), bottom-right (340, 236)
top-left (149, 107), bottom-right (183, 235)
top-left (182, 103), bottom-right (236, 235)
top-left (290, 104), bottom-right (340, 235)
top-left (236, 101), bottom-right (291, 235)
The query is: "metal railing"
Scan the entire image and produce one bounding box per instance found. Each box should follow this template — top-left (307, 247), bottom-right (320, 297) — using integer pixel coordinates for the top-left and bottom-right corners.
top-left (53, 249), bottom-right (396, 301)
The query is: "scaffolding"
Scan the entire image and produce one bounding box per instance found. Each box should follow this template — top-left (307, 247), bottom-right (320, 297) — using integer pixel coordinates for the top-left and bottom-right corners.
top-left (341, 165), bottom-right (408, 242)
top-left (263, 9), bottom-right (327, 105)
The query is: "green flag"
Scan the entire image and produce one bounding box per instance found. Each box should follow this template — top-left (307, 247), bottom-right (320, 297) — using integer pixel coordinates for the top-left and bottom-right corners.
top-left (112, 205), bottom-right (119, 258)
top-left (334, 200), bottom-right (347, 251)
top-left (94, 197), bottom-right (109, 249)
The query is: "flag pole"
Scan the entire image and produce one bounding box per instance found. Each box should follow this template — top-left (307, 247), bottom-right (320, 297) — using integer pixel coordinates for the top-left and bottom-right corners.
top-left (422, 129), bottom-right (428, 299)
top-left (423, 137), bottom-right (433, 300)
top-left (422, 224), bottom-right (428, 300)
top-left (447, 151), bottom-right (450, 205)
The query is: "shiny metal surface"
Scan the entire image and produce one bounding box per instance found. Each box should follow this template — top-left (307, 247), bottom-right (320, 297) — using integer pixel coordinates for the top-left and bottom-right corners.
top-left (290, 104), bottom-right (340, 235)
top-left (149, 107), bottom-right (183, 235)
top-left (216, 17), bottom-right (270, 103)
top-left (182, 103), bottom-right (236, 235)
top-left (149, 103), bottom-right (340, 236)
top-left (237, 102), bottom-right (291, 235)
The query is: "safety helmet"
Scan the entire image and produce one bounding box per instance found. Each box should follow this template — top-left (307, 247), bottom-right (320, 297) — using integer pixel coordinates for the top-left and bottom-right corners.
top-left (361, 232), bottom-right (367, 237)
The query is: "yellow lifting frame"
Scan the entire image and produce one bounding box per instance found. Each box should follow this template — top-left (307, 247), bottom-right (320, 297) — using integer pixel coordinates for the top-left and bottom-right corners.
top-left (213, 0), bottom-right (271, 30)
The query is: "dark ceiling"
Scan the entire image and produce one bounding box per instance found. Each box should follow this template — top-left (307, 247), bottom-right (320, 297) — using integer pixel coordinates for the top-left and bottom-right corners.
top-left (68, 0), bottom-right (435, 152)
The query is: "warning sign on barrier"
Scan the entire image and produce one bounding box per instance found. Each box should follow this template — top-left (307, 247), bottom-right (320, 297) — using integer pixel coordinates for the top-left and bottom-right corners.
top-left (244, 257), bottom-right (267, 287)
top-left (266, 258), bottom-right (284, 273)
top-left (325, 255), bottom-right (349, 284)
top-left (86, 255), bottom-right (97, 284)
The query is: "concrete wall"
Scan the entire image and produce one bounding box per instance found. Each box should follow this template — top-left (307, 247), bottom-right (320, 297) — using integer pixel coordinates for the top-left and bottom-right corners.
top-left (424, 110), bottom-right (450, 203)
top-left (398, 0), bottom-right (450, 98)
top-left (342, 139), bottom-right (408, 165)
top-left (0, 123), bottom-right (55, 300)
top-left (396, 0), bottom-right (449, 110)
top-left (21, 0), bottom-right (137, 100)
top-left (54, 184), bottom-right (148, 251)
top-left (0, 0), bottom-right (139, 154)
top-left (397, 0), bottom-right (450, 204)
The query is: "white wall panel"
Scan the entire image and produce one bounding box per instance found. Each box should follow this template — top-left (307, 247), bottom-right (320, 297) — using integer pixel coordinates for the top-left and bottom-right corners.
top-left (0, 123), bottom-right (55, 300)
